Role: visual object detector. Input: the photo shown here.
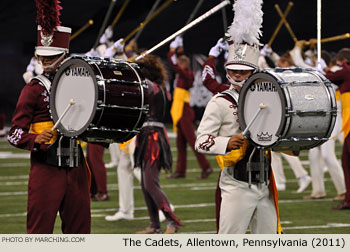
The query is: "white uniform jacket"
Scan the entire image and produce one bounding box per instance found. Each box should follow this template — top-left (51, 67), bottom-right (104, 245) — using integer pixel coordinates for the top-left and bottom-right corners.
top-left (195, 86), bottom-right (241, 155)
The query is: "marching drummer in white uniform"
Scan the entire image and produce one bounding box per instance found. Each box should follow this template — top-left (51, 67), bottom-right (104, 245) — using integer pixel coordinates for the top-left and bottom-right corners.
top-left (195, 0), bottom-right (281, 234)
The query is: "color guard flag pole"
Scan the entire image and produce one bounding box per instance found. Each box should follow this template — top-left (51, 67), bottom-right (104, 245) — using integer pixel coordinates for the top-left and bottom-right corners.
top-left (135, 0), bottom-right (230, 61)
top-left (317, 0), bottom-right (322, 69)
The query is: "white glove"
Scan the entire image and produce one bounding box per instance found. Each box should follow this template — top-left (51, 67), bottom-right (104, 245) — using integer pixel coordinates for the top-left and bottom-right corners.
top-left (85, 48), bottom-right (99, 57)
top-left (104, 39), bottom-right (125, 57)
top-left (260, 44), bottom-right (273, 56)
top-left (99, 27), bottom-right (113, 44)
top-left (23, 71), bottom-right (34, 84)
top-left (26, 57), bottom-right (36, 72)
top-left (218, 38), bottom-right (229, 53)
top-left (209, 38), bottom-right (228, 58)
top-left (315, 58), bottom-right (327, 74)
top-left (34, 62), bottom-right (43, 75)
top-left (170, 36), bottom-right (183, 49)
top-left (224, 51), bottom-right (229, 61)
top-left (176, 36), bottom-right (183, 47)
top-left (104, 46), bottom-right (115, 57)
top-left (105, 27), bottom-right (113, 39)
top-left (113, 38), bottom-right (125, 53)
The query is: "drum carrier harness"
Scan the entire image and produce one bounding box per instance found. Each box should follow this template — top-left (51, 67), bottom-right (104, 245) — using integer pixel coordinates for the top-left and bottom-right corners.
top-left (33, 75), bottom-right (80, 168)
top-left (221, 89), bottom-right (270, 187)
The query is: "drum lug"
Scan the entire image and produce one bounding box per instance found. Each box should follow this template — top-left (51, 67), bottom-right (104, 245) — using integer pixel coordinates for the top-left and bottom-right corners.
top-left (280, 83), bottom-right (288, 88)
top-left (288, 136), bottom-right (329, 142)
top-left (295, 109), bottom-right (327, 116)
top-left (275, 67), bottom-right (304, 73)
top-left (86, 137), bottom-right (114, 144)
top-left (97, 80), bottom-right (105, 87)
top-left (96, 100), bottom-right (103, 110)
top-left (331, 108), bottom-right (338, 114)
top-left (98, 103), bottom-right (148, 111)
top-left (291, 137), bottom-right (311, 141)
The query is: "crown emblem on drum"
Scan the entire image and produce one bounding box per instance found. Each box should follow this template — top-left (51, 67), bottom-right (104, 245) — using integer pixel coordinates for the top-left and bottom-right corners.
top-left (40, 32), bottom-right (54, 47)
top-left (257, 132), bottom-right (272, 142)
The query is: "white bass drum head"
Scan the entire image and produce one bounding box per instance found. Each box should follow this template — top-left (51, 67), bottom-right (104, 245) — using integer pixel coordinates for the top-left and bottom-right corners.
top-left (238, 72), bottom-right (286, 147)
top-left (50, 58), bottom-right (98, 137)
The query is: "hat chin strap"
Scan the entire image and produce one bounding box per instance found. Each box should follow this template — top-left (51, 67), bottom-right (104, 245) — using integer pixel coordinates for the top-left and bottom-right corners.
top-left (226, 73), bottom-right (246, 87)
top-left (41, 53), bottom-right (66, 71)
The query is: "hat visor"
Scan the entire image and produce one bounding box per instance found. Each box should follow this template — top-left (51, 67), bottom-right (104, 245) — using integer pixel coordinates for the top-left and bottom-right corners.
top-left (226, 64), bottom-right (255, 71)
top-left (35, 47), bottom-right (66, 57)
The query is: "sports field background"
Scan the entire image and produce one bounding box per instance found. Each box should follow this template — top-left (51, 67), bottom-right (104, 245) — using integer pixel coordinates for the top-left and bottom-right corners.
top-left (0, 128), bottom-right (349, 234)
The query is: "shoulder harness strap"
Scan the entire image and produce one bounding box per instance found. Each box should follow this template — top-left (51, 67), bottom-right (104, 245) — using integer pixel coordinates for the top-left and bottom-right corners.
top-left (219, 89), bottom-right (239, 105)
top-left (32, 75), bottom-right (51, 94)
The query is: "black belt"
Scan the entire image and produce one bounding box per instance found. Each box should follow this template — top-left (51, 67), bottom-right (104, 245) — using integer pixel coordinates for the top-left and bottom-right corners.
top-left (228, 145), bottom-right (270, 186)
top-left (230, 162), bottom-right (270, 184)
top-left (46, 136), bottom-right (80, 168)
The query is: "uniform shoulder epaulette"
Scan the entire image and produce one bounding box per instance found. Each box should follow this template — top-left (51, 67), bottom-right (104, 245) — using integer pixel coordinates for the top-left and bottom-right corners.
top-left (218, 89), bottom-right (239, 105)
top-left (31, 75), bottom-right (52, 94)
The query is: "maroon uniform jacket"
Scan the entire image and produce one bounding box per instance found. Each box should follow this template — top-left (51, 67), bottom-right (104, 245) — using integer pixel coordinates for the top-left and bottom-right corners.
top-left (202, 57), bottom-right (230, 94)
top-left (8, 78), bottom-right (52, 151)
top-left (167, 51), bottom-right (211, 176)
top-left (167, 51), bottom-right (194, 90)
top-left (7, 75), bottom-right (91, 234)
top-left (326, 64), bottom-right (350, 93)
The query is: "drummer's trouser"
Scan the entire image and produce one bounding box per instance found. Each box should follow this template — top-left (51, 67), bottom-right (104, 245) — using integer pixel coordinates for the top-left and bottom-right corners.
top-left (342, 134), bottom-right (350, 203)
top-left (218, 166), bottom-right (277, 234)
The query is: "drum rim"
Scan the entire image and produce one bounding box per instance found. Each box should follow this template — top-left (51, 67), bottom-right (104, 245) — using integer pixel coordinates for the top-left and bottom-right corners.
top-left (238, 71), bottom-right (287, 148)
top-left (308, 70), bottom-right (338, 140)
top-left (50, 57), bottom-right (98, 137)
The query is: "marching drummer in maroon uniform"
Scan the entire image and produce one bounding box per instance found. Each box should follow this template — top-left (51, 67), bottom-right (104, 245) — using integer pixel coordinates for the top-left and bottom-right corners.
top-left (167, 36), bottom-right (212, 179)
top-left (326, 48), bottom-right (350, 210)
top-left (134, 55), bottom-right (182, 234)
top-left (7, 0), bottom-right (90, 233)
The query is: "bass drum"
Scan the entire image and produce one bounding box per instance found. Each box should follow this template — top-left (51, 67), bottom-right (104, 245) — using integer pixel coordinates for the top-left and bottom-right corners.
top-left (50, 56), bottom-right (149, 143)
top-left (238, 68), bottom-right (337, 151)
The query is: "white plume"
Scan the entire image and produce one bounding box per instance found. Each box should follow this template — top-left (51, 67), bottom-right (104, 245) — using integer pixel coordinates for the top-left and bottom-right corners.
top-left (228, 0), bottom-right (263, 46)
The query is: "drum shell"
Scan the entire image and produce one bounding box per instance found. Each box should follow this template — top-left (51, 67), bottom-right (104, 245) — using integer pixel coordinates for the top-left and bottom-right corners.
top-left (238, 68), bottom-right (337, 151)
top-left (51, 56), bottom-right (148, 143)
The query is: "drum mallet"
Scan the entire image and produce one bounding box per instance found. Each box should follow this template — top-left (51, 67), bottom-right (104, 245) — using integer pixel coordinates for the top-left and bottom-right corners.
top-left (242, 103), bottom-right (267, 137)
top-left (51, 99), bottom-right (76, 131)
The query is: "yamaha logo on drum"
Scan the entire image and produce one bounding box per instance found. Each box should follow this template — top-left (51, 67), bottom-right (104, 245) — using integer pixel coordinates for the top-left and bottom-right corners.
top-left (65, 67), bottom-right (91, 77)
top-left (257, 132), bottom-right (273, 142)
top-left (250, 82), bottom-right (277, 92)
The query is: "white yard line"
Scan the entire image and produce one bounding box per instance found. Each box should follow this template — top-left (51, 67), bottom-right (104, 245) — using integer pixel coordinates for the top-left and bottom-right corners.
top-left (1, 203), bottom-right (348, 232)
top-left (0, 181), bottom-right (28, 186)
top-left (0, 212), bottom-right (26, 217)
top-left (191, 187), bottom-right (216, 190)
top-left (0, 191), bottom-right (27, 196)
top-left (0, 163), bottom-right (29, 168)
top-left (107, 182), bottom-right (218, 190)
top-left (183, 223), bottom-right (350, 234)
top-left (0, 152), bottom-right (30, 159)
top-left (279, 198), bottom-right (333, 203)
top-left (283, 223), bottom-right (350, 230)
top-left (0, 175), bottom-right (28, 180)
top-left (1, 178), bottom-right (336, 188)
top-left (0, 198), bottom-right (336, 217)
